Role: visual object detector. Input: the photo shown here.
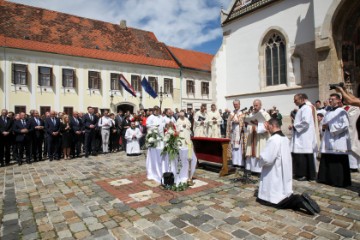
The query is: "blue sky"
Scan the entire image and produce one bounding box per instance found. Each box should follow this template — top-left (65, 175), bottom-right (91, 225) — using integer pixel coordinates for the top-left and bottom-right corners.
top-left (9, 0), bottom-right (233, 55)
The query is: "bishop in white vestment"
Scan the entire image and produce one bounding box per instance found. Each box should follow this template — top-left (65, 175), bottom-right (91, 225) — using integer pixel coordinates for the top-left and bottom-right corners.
top-left (257, 118), bottom-right (320, 215)
top-left (290, 94), bottom-right (317, 181)
top-left (207, 104), bottom-right (222, 138)
top-left (244, 99), bottom-right (271, 174)
top-left (125, 121), bottom-right (142, 156)
top-left (226, 100), bottom-right (245, 167)
top-left (194, 104), bottom-right (208, 137)
top-left (318, 94), bottom-right (351, 187)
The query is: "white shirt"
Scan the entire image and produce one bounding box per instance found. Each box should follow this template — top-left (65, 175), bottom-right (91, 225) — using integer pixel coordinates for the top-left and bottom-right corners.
top-left (98, 116), bottom-right (113, 130)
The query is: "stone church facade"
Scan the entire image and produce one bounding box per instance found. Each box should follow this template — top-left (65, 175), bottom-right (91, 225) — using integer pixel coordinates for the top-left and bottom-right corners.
top-left (213, 0), bottom-right (360, 114)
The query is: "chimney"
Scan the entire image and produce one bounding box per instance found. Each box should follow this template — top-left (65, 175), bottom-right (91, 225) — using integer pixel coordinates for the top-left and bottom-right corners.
top-left (120, 20), bottom-right (127, 29)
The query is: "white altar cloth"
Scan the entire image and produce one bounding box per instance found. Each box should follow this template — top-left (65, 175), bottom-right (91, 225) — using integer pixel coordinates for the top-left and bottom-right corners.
top-left (146, 147), bottom-right (197, 185)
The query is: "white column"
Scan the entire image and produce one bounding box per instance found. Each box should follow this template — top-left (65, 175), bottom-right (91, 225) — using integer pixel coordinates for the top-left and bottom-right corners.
top-left (54, 65), bottom-right (60, 111)
top-left (78, 68), bottom-right (84, 111)
top-left (30, 63), bottom-right (36, 109)
top-left (102, 71), bottom-right (108, 108)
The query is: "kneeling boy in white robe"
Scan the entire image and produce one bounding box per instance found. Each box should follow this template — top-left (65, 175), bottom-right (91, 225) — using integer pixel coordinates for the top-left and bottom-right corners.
top-left (257, 118), bottom-right (320, 215)
top-left (125, 121), bottom-right (142, 156)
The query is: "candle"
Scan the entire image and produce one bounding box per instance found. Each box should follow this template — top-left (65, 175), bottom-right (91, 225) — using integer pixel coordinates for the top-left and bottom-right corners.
top-left (187, 142), bottom-right (192, 159)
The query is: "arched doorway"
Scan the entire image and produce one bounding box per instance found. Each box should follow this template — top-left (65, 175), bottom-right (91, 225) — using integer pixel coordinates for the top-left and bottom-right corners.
top-left (116, 103), bottom-right (135, 114)
top-left (332, 0), bottom-right (360, 96)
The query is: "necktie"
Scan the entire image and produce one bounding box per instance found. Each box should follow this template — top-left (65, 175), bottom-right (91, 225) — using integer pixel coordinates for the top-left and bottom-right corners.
top-left (3, 117), bottom-right (6, 124)
top-left (75, 118), bottom-right (78, 124)
top-left (22, 120), bottom-right (25, 126)
top-left (36, 118), bottom-right (39, 125)
top-left (52, 118), bottom-right (56, 125)
top-left (90, 114), bottom-right (93, 121)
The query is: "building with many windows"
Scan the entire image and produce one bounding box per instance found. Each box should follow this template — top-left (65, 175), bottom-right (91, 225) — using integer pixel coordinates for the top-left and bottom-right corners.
top-left (167, 46), bottom-right (213, 111)
top-left (0, 0), bottom-right (213, 115)
top-left (214, 0), bottom-right (360, 114)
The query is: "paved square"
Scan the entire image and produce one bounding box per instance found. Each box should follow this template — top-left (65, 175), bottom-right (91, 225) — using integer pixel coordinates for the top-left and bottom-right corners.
top-left (0, 151), bottom-right (359, 240)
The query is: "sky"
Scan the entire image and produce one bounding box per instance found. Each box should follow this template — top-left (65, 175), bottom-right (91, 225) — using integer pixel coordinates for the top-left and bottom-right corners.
top-left (9, 0), bottom-right (233, 55)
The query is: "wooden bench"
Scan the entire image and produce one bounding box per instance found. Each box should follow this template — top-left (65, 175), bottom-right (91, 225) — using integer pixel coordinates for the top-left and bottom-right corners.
top-left (191, 137), bottom-right (231, 176)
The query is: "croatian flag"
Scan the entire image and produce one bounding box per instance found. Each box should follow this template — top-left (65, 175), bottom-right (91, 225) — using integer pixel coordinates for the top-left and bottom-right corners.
top-left (119, 74), bottom-right (136, 97)
top-left (141, 76), bottom-right (158, 99)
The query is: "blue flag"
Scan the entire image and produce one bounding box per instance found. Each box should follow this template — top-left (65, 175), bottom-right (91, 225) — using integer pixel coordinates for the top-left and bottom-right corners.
top-left (141, 77), bottom-right (158, 98)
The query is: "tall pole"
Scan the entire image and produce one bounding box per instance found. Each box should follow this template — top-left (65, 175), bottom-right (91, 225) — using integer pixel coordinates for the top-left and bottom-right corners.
top-left (159, 86), bottom-right (164, 111)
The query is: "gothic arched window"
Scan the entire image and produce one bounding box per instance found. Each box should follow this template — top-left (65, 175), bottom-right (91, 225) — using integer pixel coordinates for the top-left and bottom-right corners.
top-left (265, 33), bottom-right (287, 86)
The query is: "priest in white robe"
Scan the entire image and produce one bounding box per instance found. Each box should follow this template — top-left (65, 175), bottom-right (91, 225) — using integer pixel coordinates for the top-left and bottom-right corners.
top-left (176, 110), bottom-right (192, 146)
top-left (257, 118), bottom-right (320, 215)
top-left (318, 93), bottom-right (351, 187)
top-left (125, 121), bottom-right (142, 156)
top-left (226, 99), bottom-right (245, 167)
top-left (146, 106), bottom-right (164, 136)
top-left (289, 94), bottom-right (317, 181)
top-left (194, 104), bottom-right (208, 137)
top-left (207, 104), bottom-right (222, 138)
top-left (244, 99), bottom-right (271, 174)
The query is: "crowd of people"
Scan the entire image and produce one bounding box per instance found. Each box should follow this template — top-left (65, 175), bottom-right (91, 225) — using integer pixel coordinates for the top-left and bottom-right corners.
top-left (0, 85), bottom-right (359, 215)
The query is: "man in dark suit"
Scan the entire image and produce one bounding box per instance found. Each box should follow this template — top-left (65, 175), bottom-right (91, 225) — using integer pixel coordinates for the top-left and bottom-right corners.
top-left (13, 112), bottom-right (33, 165)
top-left (114, 110), bottom-right (123, 151)
top-left (70, 111), bottom-right (83, 158)
top-left (29, 110), bottom-right (45, 162)
top-left (45, 111), bottom-right (61, 161)
top-left (0, 109), bottom-right (14, 166)
top-left (83, 107), bottom-right (98, 157)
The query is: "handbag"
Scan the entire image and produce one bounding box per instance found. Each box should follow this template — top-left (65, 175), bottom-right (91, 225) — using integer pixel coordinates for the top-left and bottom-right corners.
top-left (162, 172), bottom-right (174, 186)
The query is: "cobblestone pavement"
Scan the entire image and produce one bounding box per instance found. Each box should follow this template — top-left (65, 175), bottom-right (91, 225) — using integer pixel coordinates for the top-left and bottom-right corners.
top-left (0, 151), bottom-right (359, 240)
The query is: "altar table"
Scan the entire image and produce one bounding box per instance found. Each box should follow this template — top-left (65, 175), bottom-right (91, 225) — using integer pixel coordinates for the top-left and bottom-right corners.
top-left (146, 147), bottom-right (197, 185)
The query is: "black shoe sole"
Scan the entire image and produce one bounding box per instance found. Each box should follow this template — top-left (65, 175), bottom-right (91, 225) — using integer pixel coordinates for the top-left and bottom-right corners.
top-left (302, 193), bottom-right (320, 213)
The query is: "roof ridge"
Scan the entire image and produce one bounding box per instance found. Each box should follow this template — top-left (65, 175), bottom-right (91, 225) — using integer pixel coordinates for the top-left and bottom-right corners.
top-left (168, 46), bottom-right (214, 56)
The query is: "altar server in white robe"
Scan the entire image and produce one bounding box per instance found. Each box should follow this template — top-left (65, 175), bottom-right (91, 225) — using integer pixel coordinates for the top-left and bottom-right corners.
top-left (162, 108), bottom-right (176, 130)
top-left (125, 121), bottom-right (142, 156)
top-left (289, 94), bottom-right (317, 181)
top-left (207, 104), bottom-right (222, 138)
top-left (257, 118), bottom-right (320, 215)
top-left (194, 104), bottom-right (208, 137)
top-left (226, 99), bottom-right (245, 167)
top-left (318, 93), bottom-right (351, 187)
top-left (146, 106), bottom-right (164, 136)
top-left (244, 99), bottom-right (271, 174)
top-left (176, 110), bottom-right (192, 146)
top-left (344, 105), bottom-right (360, 171)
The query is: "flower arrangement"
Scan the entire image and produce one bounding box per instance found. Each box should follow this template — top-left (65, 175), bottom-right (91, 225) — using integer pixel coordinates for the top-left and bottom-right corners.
top-left (161, 124), bottom-right (184, 174)
top-left (145, 127), bottom-right (163, 148)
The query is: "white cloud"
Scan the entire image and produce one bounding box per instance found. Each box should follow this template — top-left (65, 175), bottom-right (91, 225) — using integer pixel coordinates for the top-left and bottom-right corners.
top-left (8, 0), bottom-right (233, 51)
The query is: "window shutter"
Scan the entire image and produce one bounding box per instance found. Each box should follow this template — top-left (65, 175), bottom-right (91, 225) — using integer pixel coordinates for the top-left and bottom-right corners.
top-left (155, 78), bottom-right (158, 93)
top-left (73, 70), bottom-right (76, 88)
top-left (98, 72), bottom-right (101, 90)
top-left (62, 69), bottom-right (65, 87)
top-left (26, 65), bottom-right (29, 86)
top-left (170, 80), bottom-right (173, 94)
top-left (11, 64), bottom-right (15, 84)
top-left (50, 68), bottom-right (53, 87)
top-left (88, 72), bottom-right (91, 89)
top-left (38, 67), bottom-right (41, 86)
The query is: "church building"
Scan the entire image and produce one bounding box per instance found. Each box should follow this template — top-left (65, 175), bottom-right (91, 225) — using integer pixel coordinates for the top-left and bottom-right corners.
top-left (214, 0), bottom-right (360, 114)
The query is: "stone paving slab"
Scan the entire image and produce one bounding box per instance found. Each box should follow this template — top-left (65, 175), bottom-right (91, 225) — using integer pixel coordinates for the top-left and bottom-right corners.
top-left (0, 151), bottom-right (359, 239)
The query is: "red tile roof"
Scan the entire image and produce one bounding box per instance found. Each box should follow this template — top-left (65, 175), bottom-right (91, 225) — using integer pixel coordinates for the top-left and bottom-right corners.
top-left (167, 46), bottom-right (213, 72)
top-left (0, 0), bottom-right (179, 69)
